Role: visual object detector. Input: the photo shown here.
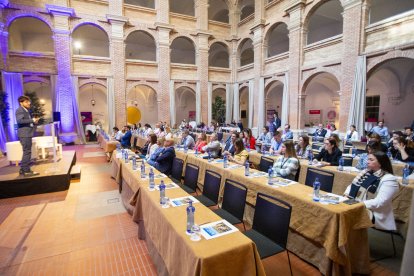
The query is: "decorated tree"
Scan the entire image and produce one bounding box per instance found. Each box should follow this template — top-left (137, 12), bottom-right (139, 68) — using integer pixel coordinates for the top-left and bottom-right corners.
top-left (212, 96), bottom-right (226, 124)
top-left (0, 90), bottom-right (10, 127)
top-left (25, 91), bottom-right (46, 124)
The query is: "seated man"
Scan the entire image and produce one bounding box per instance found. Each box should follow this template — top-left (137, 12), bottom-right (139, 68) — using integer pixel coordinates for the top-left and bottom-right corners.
top-left (269, 131), bottom-right (283, 155)
top-left (256, 126), bottom-right (272, 152)
top-left (371, 121), bottom-right (389, 142)
top-left (281, 124), bottom-right (293, 141)
top-left (313, 123), bottom-right (327, 141)
top-left (223, 132), bottom-right (239, 156)
top-left (121, 126), bottom-right (132, 148)
top-left (147, 139), bottom-right (176, 175)
top-left (202, 133), bottom-right (221, 158)
top-left (180, 129), bottom-right (195, 149)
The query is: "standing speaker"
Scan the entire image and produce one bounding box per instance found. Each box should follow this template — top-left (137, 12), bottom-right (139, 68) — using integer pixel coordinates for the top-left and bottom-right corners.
top-left (53, 112), bottom-right (61, 122)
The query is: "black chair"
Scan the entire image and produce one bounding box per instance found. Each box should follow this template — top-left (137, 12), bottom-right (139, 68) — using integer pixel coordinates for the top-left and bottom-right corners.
top-left (259, 156), bottom-right (275, 172)
top-left (194, 170), bottom-right (222, 207)
top-left (213, 179), bottom-right (247, 230)
top-left (217, 132), bottom-right (224, 142)
top-left (304, 167), bottom-right (335, 193)
top-left (342, 156), bottom-right (353, 166)
top-left (181, 163), bottom-right (199, 194)
top-left (244, 193), bottom-right (292, 276)
top-left (294, 166), bottom-right (300, 182)
top-left (170, 158), bottom-right (184, 184)
top-left (370, 228), bottom-right (402, 261)
top-left (311, 143), bottom-right (323, 151)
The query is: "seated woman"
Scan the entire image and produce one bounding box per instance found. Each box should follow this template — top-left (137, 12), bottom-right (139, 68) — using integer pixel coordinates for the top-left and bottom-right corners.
top-left (194, 133), bottom-right (207, 153)
top-left (314, 137), bottom-right (342, 166)
top-left (295, 135), bottom-right (312, 159)
top-left (227, 138), bottom-right (249, 165)
top-left (345, 124), bottom-right (359, 145)
top-left (273, 141), bottom-right (300, 180)
top-left (145, 134), bottom-right (159, 160)
top-left (356, 141), bottom-right (381, 170)
top-left (243, 128), bottom-right (256, 150)
top-left (392, 136), bottom-right (414, 162)
top-left (344, 151), bottom-right (399, 230)
top-left (369, 133), bottom-right (388, 153)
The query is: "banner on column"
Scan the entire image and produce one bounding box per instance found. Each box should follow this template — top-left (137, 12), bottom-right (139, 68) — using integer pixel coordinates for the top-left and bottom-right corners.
top-left (308, 109), bottom-right (322, 125)
top-left (189, 111), bottom-right (196, 120)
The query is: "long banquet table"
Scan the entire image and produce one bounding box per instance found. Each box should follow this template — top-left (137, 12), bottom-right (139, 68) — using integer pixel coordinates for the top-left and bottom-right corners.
top-left (173, 150), bottom-right (372, 275)
top-left (111, 155), bottom-right (265, 276)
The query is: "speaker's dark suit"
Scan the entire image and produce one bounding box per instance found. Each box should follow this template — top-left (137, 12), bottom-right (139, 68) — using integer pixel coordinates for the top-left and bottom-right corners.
top-left (16, 106), bottom-right (35, 172)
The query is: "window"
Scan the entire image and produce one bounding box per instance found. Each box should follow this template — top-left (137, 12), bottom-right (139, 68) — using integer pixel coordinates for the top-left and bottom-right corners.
top-left (365, 96), bottom-right (380, 121)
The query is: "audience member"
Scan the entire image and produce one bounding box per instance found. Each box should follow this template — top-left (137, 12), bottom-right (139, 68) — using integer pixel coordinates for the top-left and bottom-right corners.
top-left (314, 137), bottom-right (342, 166)
top-left (121, 126), bottom-right (132, 148)
top-left (223, 132), bottom-right (239, 156)
top-left (313, 123), bottom-right (327, 141)
top-left (243, 128), bottom-right (256, 150)
top-left (256, 126), bottom-right (272, 152)
top-left (282, 124), bottom-right (293, 140)
top-left (356, 141), bottom-right (381, 170)
top-left (325, 124), bottom-right (339, 138)
top-left (180, 129), bottom-right (195, 149)
top-left (371, 121), bottom-right (389, 141)
top-left (147, 138), bottom-right (176, 174)
top-left (405, 127), bottom-right (414, 142)
top-left (272, 141), bottom-right (300, 180)
top-left (391, 136), bottom-right (414, 162)
top-left (369, 133), bottom-right (388, 152)
top-left (295, 135), bottom-right (312, 159)
top-left (344, 152), bottom-right (398, 230)
top-left (202, 133), bottom-right (221, 158)
top-left (270, 112), bottom-right (281, 134)
top-left (194, 133), bottom-right (207, 153)
top-left (269, 131), bottom-right (283, 155)
top-left (345, 124), bottom-right (359, 144)
top-left (228, 138), bottom-right (248, 165)
top-left (144, 123), bottom-right (152, 137)
top-left (145, 134), bottom-right (159, 160)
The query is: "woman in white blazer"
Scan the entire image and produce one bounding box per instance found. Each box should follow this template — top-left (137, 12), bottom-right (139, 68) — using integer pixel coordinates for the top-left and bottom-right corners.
top-left (344, 151), bottom-right (399, 230)
top-left (345, 124), bottom-right (360, 143)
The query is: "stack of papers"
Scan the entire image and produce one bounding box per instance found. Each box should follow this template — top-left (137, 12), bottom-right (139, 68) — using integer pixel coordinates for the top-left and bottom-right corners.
top-left (268, 178), bottom-right (295, 187)
top-left (247, 171), bottom-right (267, 178)
top-left (200, 220), bottom-right (238, 240)
top-left (170, 196), bottom-right (199, 207)
top-left (320, 193), bottom-right (348, 204)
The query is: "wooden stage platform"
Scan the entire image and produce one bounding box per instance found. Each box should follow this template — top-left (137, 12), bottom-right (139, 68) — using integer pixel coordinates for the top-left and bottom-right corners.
top-left (0, 151), bottom-right (77, 199)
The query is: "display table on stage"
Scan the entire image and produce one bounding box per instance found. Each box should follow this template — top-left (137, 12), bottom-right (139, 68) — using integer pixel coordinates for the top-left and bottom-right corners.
top-left (174, 150), bottom-right (372, 275)
top-left (111, 154), bottom-right (265, 276)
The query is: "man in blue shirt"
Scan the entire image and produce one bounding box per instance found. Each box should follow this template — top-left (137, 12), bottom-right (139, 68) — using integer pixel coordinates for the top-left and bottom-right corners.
top-left (223, 132), bottom-right (239, 156)
top-left (121, 126), bottom-right (132, 148)
top-left (270, 113), bottom-right (281, 133)
top-left (282, 124), bottom-right (293, 141)
top-left (180, 129), bottom-right (195, 149)
top-left (269, 131), bottom-right (283, 155)
top-left (371, 121), bottom-right (389, 142)
top-left (256, 126), bottom-right (272, 152)
top-left (147, 139), bottom-right (176, 175)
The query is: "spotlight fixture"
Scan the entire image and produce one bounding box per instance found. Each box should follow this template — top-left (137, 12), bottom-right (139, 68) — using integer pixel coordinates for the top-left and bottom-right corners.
top-left (91, 84), bottom-right (96, 106)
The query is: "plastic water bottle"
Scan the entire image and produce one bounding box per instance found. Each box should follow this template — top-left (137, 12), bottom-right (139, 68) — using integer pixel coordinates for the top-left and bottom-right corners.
top-left (351, 146), bottom-right (357, 158)
top-left (140, 160), bottom-right (146, 178)
top-left (184, 144), bottom-right (188, 154)
top-left (124, 150), bottom-right (129, 163)
top-left (313, 177), bottom-right (321, 202)
top-left (308, 149), bottom-right (313, 165)
top-left (246, 142), bottom-right (250, 152)
top-left (149, 168), bottom-right (155, 191)
top-left (132, 156), bottom-right (137, 170)
top-left (208, 151), bottom-right (212, 162)
top-left (223, 154), bottom-right (228, 168)
top-left (268, 166), bottom-right (274, 185)
top-left (338, 157), bottom-right (344, 171)
top-left (387, 150), bottom-right (393, 161)
top-left (195, 147), bottom-right (198, 156)
top-left (245, 161), bottom-right (250, 176)
top-left (402, 165), bottom-right (410, 185)
top-left (159, 180), bottom-right (166, 204)
top-left (186, 200), bottom-right (195, 234)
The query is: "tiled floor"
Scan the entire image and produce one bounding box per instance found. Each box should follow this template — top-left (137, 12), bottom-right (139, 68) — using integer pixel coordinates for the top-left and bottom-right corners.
top-left (0, 144), bottom-right (399, 275)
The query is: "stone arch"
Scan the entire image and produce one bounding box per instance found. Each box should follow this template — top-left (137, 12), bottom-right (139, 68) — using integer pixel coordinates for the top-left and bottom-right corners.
top-left (124, 26), bottom-right (157, 41)
top-left (79, 78), bottom-right (108, 90)
top-left (175, 86), bottom-right (197, 122)
top-left (8, 16), bottom-right (54, 53)
top-left (209, 0), bottom-right (230, 23)
top-left (126, 80), bottom-right (158, 95)
top-left (71, 20), bottom-right (110, 38)
top-left (6, 13), bottom-right (53, 30)
top-left (237, 0), bottom-right (255, 21)
top-left (125, 30), bottom-right (157, 61)
top-left (304, 0), bottom-right (343, 45)
top-left (265, 80), bottom-right (285, 121)
top-left (238, 38), bottom-right (254, 67)
top-left (170, 36), bottom-right (196, 64)
top-left (170, 0), bottom-right (195, 16)
top-left (264, 22), bottom-right (289, 58)
top-left (79, 82), bottom-right (109, 129)
top-left (264, 75), bottom-right (285, 89)
top-left (209, 41), bottom-right (230, 68)
top-left (301, 71), bottom-right (341, 126)
top-left (301, 67), bottom-right (342, 91)
top-left (23, 75), bottom-right (50, 85)
top-left (367, 49), bottom-right (414, 74)
top-left (71, 22), bottom-right (110, 57)
top-left (212, 83), bottom-right (226, 90)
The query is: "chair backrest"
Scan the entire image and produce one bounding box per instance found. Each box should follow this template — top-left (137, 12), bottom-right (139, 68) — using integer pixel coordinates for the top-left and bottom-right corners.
top-left (202, 170), bottom-right (222, 204)
top-left (311, 143), bottom-right (323, 151)
top-left (217, 132), bottom-right (224, 142)
top-left (183, 163), bottom-right (199, 191)
top-left (170, 157), bottom-right (184, 182)
top-left (294, 165), bottom-right (301, 182)
top-left (342, 156), bottom-right (353, 166)
top-left (252, 193), bottom-right (292, 249)
top-left (304, 167), bottom-right (335, 193)
top-left (259, 156), bottom-right (275, 172)
top-left (221, 179), bottom-right (248, 221)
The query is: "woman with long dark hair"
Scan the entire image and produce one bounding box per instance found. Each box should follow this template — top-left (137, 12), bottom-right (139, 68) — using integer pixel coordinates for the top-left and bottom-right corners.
top-left (344, 151), bottom-right (398, 230)
top-left (228, 138), bottom-right (248, 165)
top-left (314, 137), bottom-right (342, 166)
top-left (295, 135), bottom-right (311, 159)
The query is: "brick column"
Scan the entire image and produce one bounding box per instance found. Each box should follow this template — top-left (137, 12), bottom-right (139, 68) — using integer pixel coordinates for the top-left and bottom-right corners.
top-left (196, 32), bottom-right (210, 124)
top-left (286, 1), bottom-right (306, 129)
top-left (107, 15), bottom-right (127, 127)
top-left (339, 0), bottom-right (364, 131)
top-left (157, 25), bottom-right (173, 124)
top-left (47, 5), bottom-right (76, 141)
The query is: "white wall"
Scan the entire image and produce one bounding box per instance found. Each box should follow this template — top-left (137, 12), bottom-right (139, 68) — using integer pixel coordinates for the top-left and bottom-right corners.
top-left (239, 87), bottom-right (249, 128)
top-left (265, 82), bottom-right (283, 122)
top-left (176, 88), bottom-right (196, 123)
top-left (79, 85), bottom-right (109, 131)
